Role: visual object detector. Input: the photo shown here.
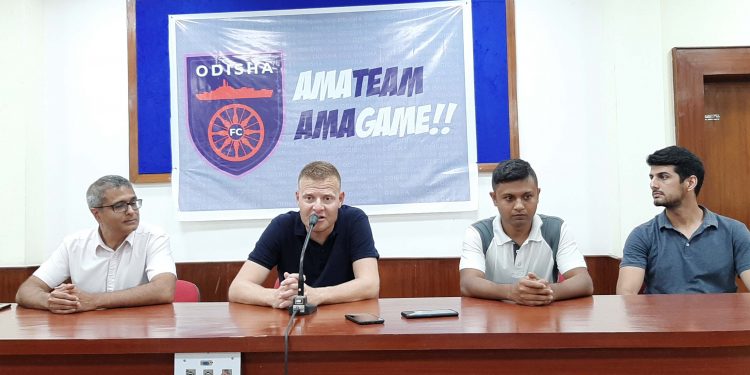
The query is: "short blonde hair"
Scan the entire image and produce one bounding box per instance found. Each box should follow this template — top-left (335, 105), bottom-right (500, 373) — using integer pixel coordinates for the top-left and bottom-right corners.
top-left (298, 161), bottom-right (341, 187)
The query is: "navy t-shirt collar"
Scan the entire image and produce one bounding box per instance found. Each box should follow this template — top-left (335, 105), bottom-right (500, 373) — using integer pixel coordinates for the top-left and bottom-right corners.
top-left (293, 209), bottom-right (340, 243)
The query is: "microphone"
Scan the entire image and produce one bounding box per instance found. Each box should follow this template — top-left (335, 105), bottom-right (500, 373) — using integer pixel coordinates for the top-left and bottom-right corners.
top-left (288, 213), bottom-right (319, 315)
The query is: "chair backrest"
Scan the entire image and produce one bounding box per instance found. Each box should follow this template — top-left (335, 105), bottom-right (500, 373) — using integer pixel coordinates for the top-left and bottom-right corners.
top-left (174, 279), bottom-right (201, 302)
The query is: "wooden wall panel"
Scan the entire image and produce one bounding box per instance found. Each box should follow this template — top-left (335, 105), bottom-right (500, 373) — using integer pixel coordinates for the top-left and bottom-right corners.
top-left (175, 262), bottom-right (241, 302)
top-left (175, 261), bottom-right (276, 302)
top-left (0, 267), bottom-right (35, 303)
top-left (585, 256), bottom-right (620, 295)
top-left (2, 256), bottom-right (620, 302)
top-left (378, 258), bottom-right (461, 298)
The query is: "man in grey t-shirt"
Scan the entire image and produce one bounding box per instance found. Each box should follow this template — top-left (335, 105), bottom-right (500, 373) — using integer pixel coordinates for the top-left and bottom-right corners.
top-left (617, 146), bottom-right (750, 294)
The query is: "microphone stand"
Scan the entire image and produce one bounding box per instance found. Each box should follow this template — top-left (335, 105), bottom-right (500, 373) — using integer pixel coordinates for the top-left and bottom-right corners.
top-left (288, 214), bottom-right (318, 315)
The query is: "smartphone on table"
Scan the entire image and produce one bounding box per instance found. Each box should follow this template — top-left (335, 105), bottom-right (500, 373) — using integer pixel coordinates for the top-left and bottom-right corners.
top-left (400, 309), bottom-right (458, 319)
top-left (345, 313), bottom-right (384, 325)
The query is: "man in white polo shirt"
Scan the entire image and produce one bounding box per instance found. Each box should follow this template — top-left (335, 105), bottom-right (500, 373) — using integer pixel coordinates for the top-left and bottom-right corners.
top-left (16, 175), bottom-right (176, 314)
top-left (459, 159), bottom-right (593, 306)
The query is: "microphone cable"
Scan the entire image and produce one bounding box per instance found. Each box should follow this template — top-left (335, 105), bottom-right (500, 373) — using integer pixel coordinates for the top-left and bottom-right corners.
top-left (284, 308), bottom-right (299, 375)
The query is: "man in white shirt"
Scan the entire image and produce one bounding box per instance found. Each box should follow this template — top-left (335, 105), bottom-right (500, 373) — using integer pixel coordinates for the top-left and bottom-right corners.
top-left (459, 159), bottom-right (593, 306)
top-left (16, 175), bottom-right (176, 314)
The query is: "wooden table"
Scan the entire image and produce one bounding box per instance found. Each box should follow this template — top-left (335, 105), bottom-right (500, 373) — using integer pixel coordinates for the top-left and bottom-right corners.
top-left (1, 295), bottom-right (750, 374)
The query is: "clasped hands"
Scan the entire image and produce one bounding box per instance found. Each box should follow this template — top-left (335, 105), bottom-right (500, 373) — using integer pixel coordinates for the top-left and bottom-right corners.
top-left (509, 272), bottom-right (554, 306)
top-left (271, 272), bottom-right (317, 309)
top-left (47, 283), bottom-right (97, 314)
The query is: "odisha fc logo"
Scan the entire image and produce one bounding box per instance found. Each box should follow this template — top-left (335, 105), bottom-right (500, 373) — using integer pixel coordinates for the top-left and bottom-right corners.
top-left (187, 54), bottom-right (283, 176)
top-left (202, 87), bottom-right (268, 162)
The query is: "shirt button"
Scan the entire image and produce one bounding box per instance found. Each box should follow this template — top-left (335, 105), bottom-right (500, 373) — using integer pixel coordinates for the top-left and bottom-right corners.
top-left (686, 243), bottom-right (690, 247)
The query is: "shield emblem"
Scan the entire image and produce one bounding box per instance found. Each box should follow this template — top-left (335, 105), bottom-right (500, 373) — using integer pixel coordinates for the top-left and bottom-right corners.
top-left (186, 53), bottom-right (283, 176)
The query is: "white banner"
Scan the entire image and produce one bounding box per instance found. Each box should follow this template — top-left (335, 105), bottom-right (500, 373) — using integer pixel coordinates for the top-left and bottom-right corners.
top-left (169, 1), bottom-right (477, 220)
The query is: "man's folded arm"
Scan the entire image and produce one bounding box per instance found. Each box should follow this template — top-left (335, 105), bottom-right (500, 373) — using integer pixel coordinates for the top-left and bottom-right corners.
top-left (82, 272), bottom-right (176, 310)
top-left (17, 272), bottom-right (176, 312)
top-left (550, 267), bottom-right (593, 301)
top-left (227, 260), bottom-right (275, 306)
top-left (459, 268), bottom-right (513, 301)
top-left (16, 276), bottom-right (55, 310)
top-left (307, 257), bottom-right (379, 306)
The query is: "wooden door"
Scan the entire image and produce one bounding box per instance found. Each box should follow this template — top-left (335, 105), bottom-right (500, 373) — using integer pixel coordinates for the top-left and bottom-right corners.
top-left (700, 78), bottom-right (750, 226)
top-left (673, 48), bottom-right (750, 292)
top-left (673, 48), bottom-right (750, 227)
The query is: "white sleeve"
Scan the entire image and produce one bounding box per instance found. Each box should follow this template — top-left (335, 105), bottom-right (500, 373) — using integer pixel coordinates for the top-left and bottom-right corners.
top-left (554, 221), bottom-right (587, 275)
top-left (32, 241), bottom-right (71, 288)
top-left (145, 230), bottom-right (177, 280)
top-left (459, 226), bottom-right (487, 273)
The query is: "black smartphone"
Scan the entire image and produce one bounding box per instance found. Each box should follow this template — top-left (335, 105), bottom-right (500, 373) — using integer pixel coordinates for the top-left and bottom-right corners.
top-left (0, 303), bottom-right (11, 311)
top-left (401, 309), bottom-right (458, 319)
top-left (345, 313), bottom-right (384, 325)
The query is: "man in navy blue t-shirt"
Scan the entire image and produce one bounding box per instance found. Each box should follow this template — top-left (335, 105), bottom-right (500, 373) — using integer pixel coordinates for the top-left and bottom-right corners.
top-left (229, 161), bottom-right (380, 309)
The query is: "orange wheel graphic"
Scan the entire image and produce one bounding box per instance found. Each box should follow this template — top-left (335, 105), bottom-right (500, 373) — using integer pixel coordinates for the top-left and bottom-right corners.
top-left (208, 103), bottom-right (265, 162)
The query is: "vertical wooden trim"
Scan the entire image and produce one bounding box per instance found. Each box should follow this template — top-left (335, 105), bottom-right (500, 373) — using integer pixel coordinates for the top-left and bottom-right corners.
top-left (505, 0), bottom-right (519, 159)
top-left (127, 0), bottom-right (171, 184)
top-left (127, 0), bottom-right (138, 182)
top-left (672, 48), bottom-right (705, 149)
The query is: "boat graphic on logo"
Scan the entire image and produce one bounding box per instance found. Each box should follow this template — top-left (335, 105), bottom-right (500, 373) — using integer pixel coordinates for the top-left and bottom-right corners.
top-left (186, 54), bottom-right (283, 176)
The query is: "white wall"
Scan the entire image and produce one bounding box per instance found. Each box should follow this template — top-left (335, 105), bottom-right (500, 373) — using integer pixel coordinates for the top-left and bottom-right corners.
top-left (0, 0), bottom-right (42, 265)
top-left (515, 0), bottom-right (667, 257)
top-left (3, 0), bottom-right (750, 266)
top-left (515, 0), bottom-right (750, 257)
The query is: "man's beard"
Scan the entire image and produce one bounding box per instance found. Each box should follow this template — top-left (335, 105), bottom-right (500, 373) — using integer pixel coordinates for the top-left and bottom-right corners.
top-left (653, 196), bottom-right (679, 208)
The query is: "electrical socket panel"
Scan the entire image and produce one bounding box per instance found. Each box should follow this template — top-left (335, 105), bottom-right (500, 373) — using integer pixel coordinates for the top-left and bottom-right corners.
top-left (174, 352), bottom-right (240, 375)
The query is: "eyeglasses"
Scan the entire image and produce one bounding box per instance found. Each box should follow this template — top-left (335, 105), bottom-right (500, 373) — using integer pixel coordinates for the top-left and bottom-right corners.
top-left (94, 199), bottom-right (142, 213)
